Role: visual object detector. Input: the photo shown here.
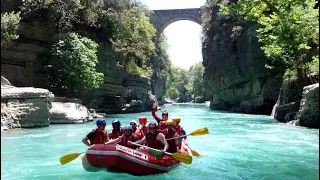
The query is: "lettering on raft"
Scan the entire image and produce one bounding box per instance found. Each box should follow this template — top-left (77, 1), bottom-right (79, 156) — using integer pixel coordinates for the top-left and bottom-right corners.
top-left (116, 145), bottom-right (148, 161)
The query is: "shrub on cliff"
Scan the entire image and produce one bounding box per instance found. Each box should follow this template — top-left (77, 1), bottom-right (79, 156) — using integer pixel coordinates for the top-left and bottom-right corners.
top-left (45, 32), bottom-right (104, 97)
top-left (1, 11), bottom-right (21, 46)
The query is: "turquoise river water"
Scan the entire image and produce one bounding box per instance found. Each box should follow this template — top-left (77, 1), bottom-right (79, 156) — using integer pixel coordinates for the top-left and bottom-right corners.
top-left (1, 104), bottom-right (319, 180)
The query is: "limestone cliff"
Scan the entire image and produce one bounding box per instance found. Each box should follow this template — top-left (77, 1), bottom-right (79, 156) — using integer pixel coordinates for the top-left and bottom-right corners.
top-left (1, 1), bottom-right (164, 114)
top-left (202, 1), bottom-right (282, 114)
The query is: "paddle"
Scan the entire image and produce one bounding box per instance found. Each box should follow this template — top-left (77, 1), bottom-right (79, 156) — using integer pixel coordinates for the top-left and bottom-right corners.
top-left (166, 127), bottom-right (209, 140)
top-left (60, 152), bottom-right (85, 165)
top-left (182, 139), bottom-right (200, 157)
top-left (60, 141), bottom-right (115, 165)
top-left (131, 142), bottom-right (192, 164)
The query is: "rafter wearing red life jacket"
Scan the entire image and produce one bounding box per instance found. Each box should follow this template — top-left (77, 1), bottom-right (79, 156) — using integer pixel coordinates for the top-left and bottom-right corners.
top-left (173, 117), bottom-right (183, 136)
top-left (135, 116), bottom-right (148, 140)
top-left (119, 125), bottom-right (137, 149)
top-left (109, 128), bottom-right (123, 139)
top-left (90, 128), bottom-right (109, 145)
top-left (158, 121), bottom-right (167, 133)
top-left (174, 125), bottom-right (183, 136)
top-left (135, 126), bottom-right (147, 140)
top-left (163, 128), bottom-right (177, 153)
top-left (108, 119), bottom-right (123, 139)
top-left (145, 131), bottom-right (164, 150)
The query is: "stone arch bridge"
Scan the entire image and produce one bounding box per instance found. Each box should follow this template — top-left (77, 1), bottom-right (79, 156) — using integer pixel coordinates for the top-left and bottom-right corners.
top-left (150, 8), bottom-right (202, 44)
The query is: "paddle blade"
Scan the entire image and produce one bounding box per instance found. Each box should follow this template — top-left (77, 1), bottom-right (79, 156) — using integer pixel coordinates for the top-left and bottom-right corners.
top-left (172, 153), bottom-right (192, 164)
top-left (190, 127), bottom-right (208, 136)
top-left (191, 149), bottom-right (201, 157)
top-left (60, 153), bottom-right (81, 165)
top-left (148, 149), bottom-right (163, 157)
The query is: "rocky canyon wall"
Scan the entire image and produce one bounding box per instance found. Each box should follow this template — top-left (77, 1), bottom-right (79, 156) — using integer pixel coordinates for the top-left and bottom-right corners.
top-left (202, 2), bottom-right (283, 115)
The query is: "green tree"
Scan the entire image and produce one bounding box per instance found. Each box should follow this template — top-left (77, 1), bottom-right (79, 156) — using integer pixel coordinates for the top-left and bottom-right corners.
top-left (188, 62), bottom-right (205, 100)
top-left (219, 0), bottom-right (319, 89)
top-left (45, 32), bottom-right (104, 97)
top-left (110, 3), bottom-right (156, 76)
top-left (1, 11), bottom-right (21, 46)
top-left (166, 66), bottom-right (192, 102)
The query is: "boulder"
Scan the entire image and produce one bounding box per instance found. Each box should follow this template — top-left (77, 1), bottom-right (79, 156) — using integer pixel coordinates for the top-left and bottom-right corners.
top-left (1, 85), bottom-right (53, 129)
top-left (296, 83), bottom-right (319, 128)
top-left (49, 102), bottom-right (91, 124)
top-left (273, 76), bottom-right (319, 124)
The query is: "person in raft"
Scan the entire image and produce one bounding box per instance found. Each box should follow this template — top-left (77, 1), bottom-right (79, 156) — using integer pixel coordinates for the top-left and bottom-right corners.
top-left (135, 116), bottom-right (148, 140)
top-left (129, 122), bottom-right (169, 154)
top-left (151, 102), bottom-right (169, 124)
top-left (163, 119), bottom-right (181, 153)
top-left (108, 119), bottom-right (123, 140)
top-left (107, 125), bottom-right (138, 149)
top-left (130, 120), bottom-right (138, 133)
top-left (158, 120), bottom-right (167, 133)
top-left (172, 117), bottom-right (186, 137)
top-left (82, 119), bottom-right (109, 146)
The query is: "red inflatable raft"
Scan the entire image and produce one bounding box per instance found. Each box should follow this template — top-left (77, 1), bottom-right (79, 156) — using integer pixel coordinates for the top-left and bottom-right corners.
top-left (82, 141), bottom-right (190, 175)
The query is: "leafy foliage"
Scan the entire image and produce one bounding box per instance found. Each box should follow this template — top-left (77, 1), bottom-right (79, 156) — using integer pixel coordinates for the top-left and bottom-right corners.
top-left (219, 0), bottom-right (319, 86)
top-left (20, 0), bottom-right (156, 77)
top-left (1, 11), bottom-right (21, 46)
top-left (110, 3), bottom-right (156, 73)
top-left (165, 63), bottom-right (205, 102)
top-left (166, 66), bottom-right (191, 102)
top-left (45, 32), bottom-right (104, 96)
top-left (188, 63), bottom-right (205, 99)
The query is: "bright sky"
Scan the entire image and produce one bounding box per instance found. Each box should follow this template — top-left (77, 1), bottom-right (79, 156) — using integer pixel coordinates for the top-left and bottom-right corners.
top-left (139, 0), bottom-right (206, 70)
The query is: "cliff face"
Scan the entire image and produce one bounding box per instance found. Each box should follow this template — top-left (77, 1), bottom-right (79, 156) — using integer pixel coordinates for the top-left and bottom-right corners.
top-left (202, 2), bottom-right (283, 115)
top-left (1, 1), bottom-right (165, 114)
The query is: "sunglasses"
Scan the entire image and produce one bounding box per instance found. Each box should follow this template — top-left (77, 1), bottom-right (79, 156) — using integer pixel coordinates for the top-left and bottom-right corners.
top-left (130, 123), bottom-right (137, 126)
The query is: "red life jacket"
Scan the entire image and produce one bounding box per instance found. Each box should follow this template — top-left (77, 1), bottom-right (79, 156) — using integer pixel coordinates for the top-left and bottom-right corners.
top-left (146, 132), bottom-right (164, 150)
top-left (119, 135), bottom-right (136, 148)
top-left (164, 129), bottom-right (177, 153)
top-left (135, 126), bottom-right (147, 140)
top-left (109, 128), bottom-right (123, 140)
top-left (158, 121), bottom-right (167, 133)
top-left (174, 125), bottom-right (183, 136)
top-left (90, 128), bottom-right (108, 145)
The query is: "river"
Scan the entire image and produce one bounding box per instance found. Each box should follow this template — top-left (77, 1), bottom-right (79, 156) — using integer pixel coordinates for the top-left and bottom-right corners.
top-left (1, 104), bottom-right (319, 180)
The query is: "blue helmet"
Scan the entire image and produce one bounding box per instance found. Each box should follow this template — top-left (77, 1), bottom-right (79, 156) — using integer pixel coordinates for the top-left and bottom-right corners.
top-left (112, 119), bottom-right (121, 126)
top-left (96, 119), bottom-right (106, 126)
top-left (123, 125), bottom-right (133, 132)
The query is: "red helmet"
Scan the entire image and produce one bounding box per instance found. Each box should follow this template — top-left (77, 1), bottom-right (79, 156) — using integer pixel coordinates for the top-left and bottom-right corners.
top-left (139, 116), bottom-right (147, 124)
top-left (148, 122), bottom-right (157, 129)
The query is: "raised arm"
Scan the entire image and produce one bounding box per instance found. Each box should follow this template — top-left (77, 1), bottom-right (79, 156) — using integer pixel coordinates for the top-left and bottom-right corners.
top-left (152, 103), bottom-right (162, 123)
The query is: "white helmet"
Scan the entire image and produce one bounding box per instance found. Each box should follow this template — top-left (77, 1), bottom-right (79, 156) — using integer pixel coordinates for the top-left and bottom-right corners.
top-left (130, 120), bottom-right (137, 125)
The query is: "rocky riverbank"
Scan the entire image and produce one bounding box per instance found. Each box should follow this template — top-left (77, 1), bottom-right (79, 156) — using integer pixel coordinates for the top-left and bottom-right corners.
top-left (272, 76), bottom-right (319, 129)
top-left (1, 76), bottom-right (103, 131)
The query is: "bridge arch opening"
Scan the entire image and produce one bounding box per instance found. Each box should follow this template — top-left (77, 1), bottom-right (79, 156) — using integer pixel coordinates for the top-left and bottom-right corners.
top-left (162, 20), bottom-right (202, 70)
